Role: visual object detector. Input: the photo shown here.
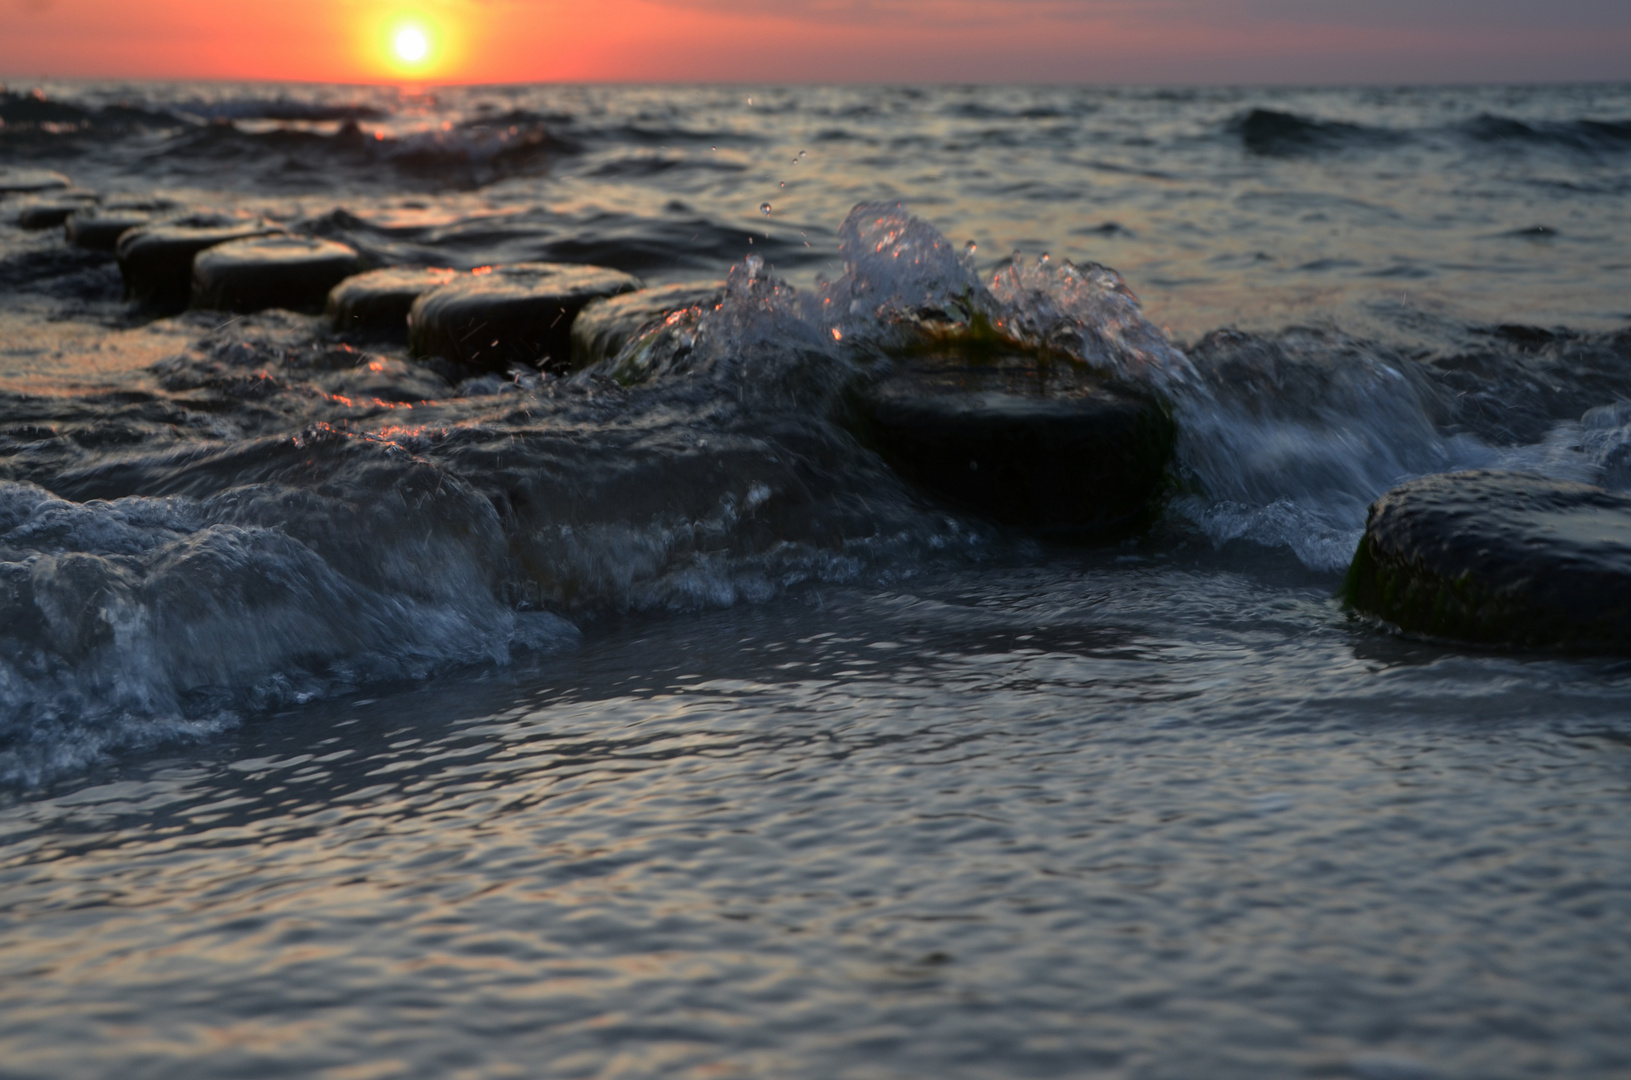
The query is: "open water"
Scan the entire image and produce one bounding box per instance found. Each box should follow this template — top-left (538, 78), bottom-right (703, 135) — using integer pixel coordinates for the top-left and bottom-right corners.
top-left (1, 80), bottom-right (1629, 1079)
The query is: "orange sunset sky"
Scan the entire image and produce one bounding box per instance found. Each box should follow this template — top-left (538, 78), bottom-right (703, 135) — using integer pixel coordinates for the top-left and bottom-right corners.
top-left (4, 0), bottom-right (1630, 84)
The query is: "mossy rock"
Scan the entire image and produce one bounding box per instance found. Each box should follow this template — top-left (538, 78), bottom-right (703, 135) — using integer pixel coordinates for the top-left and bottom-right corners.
top-left (846, 339), bottom-right (1175, 542)
top-left (1345, 470), bottom-right (1631, 650)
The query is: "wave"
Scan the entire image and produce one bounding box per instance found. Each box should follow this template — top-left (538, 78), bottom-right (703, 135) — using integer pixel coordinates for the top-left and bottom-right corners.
top-left (1227, 107), bottom-right (1631, 158)
top-left (0, 88), bottom-right (181, 154)
top-left (1228, 108), bottom-right (1400, 155)
top-left (1458, 114), bottom-right (1631, 152)
top-left (5, 195), bottom-right (1631, 783)
top-left (170, 98), bottom-right (391, 124)
top-left (143, 118), bottom-right (575, 191)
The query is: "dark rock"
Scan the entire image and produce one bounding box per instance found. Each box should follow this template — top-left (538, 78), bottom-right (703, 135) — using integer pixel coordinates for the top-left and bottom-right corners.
top-left (408, 262), bottom-right (642, 374)
top-left (0, 167), bottom-right (71, 195)
top-left (1345, 470), bottom-right (1631, 650)
top-left (115, 215), bottom-right (281, 309)
top-left (192, 235), bottom-right (364, 314)
top-left (570, 280), bottom-right (725, 371)
top-left (64, 199), bottom-right (181, 252)
top-left (847, 344), bottom-right (1175, 542)
top-left (326, 266), bottom-right (459, 342)
top-left (15, 191), bottom-right (98, 229)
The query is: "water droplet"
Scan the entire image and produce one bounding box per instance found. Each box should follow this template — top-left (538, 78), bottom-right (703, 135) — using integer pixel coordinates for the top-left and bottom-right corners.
top-left (798, 150), bottom-right (806, 159)
top-left (779, 181), bottom-right (786, 188)
top-left (745, 254), bottom-right (764, 279)
top-left (962, 240), bottom-right (977, 260)
top-left (760, 202), bottom-right (772, 216)
top-left (1038, 252), bottom-right (1050, 267)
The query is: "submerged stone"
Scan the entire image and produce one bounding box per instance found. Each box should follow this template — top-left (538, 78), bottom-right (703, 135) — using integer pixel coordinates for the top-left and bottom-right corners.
top-left (847, 345), bottom-right (1175, 542)
top-left (0, 167), bottom-right (71, 195)
top-left (116, 215), bottom-right (281, 309)
top-left (570, 280), bottom-right (725, 371)
top-left (326, 266), bottom-right (459, 342)
top-left (65, 199), bottom-right (182, 252)
top-left (408, 262), bottom-right (642, 374)
top-left (1345, 470), bottom-right (1631, 650)
top-left (192, 235), bottom-right (364, 314)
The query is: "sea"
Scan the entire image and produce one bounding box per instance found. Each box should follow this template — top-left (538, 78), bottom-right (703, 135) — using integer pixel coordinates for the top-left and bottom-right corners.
top-left (1, 80), bottom-right (1629, 1079)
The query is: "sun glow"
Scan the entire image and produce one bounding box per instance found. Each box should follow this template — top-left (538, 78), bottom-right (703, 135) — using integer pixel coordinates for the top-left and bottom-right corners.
top-left (367, 13), bottom-right (449, 78)
top-left (395, 26), bottom-right (428, 63)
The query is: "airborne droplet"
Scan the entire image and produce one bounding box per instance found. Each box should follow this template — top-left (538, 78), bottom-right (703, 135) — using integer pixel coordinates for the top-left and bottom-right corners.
top-left (760, 202), bottom-right (772, 216)
top-left (962, 240), bottom-right (977, 260)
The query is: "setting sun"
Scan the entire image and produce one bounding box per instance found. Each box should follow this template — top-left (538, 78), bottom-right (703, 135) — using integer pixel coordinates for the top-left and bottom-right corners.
top-left (394, 26), bottom-right (428, 63)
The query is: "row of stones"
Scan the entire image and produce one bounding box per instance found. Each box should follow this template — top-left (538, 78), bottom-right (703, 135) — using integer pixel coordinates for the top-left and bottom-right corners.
top-left (20, 169), bottom-right (1621, 654)
top-left (3, 167), bottom-right (723, 377)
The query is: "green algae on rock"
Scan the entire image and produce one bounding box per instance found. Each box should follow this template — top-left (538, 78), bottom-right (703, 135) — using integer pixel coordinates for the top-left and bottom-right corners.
top-left (1345, 470), bottom-right (1631, 650)
top-left (847, 334), bottom-right (1176, 543)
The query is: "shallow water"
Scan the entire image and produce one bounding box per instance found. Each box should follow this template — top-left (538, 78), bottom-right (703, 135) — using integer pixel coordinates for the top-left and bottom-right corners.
top-left (2, 80), bottom-right (1630, 1077)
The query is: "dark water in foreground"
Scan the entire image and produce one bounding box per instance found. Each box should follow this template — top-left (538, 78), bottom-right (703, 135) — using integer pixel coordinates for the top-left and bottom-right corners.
top-left (1, 81), bottom-right (1629, 1078)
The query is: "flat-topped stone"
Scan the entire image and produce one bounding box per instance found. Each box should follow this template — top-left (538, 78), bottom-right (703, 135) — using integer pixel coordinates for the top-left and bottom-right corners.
top-left (326, 266), bottom-right (459, 342)
top-left (15, 191), bottom-right (98, 229)
top-left (1345, 470), bottom-right (1631, 650)
top-left (570, 280), bottom-right (726, 371)
top-left (0, 167), bottom-right (71, 195)
top-left (848, 344), bottom-right (1175, 542)
top-left (192, 235), bottom-right (364, 314)
top-left (116, 215), bottom-right (282, 309)
top-left (65, 199), bottom-right (182, 252)
top-left (408, 262), bottom-right (642, 374)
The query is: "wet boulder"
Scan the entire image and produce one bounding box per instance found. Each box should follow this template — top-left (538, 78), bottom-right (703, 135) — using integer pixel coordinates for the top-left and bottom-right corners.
top-left (15, 191), bottom-right (98, 229)
top-left (1345, 470), bottom-right (1631, 650)
top-left (570, 280), bottom-right (725, 371)
top-left (192, 234), bottom-right (364, 314)
top-left (116, 215), bottom-right (282, 310)
top-left (848, 346), bottom-right (1175, 542)
top-left (326, 266), bottom-right (459, 342)
top-left (65, 199), bottom-right (182, 252)
top-left (0, 167), bottom-right (71, 195)
top-left (408, 262), bottom-right (642, 374)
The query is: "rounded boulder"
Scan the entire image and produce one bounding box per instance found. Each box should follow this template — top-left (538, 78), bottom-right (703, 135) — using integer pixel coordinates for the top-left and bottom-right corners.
top-left (192, 235), bottom-right (364, 314)
top-left (848, 347), bottom-right (1175, 542)
top-left (326, 266), bottom-right (459, 342)
top-left (116, 215), bottom-right (282, 310)
top-left (1345, 469), bottom-right (1631, 650)
top-left (570, 280), bottom-right (726, 371)
top-left (408, 262), bottom-right (642, 374)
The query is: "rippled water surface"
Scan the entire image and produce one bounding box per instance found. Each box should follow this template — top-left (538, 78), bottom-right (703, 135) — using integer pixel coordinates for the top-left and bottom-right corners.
top-left (2, 80), bottom-right (1630, 1078)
